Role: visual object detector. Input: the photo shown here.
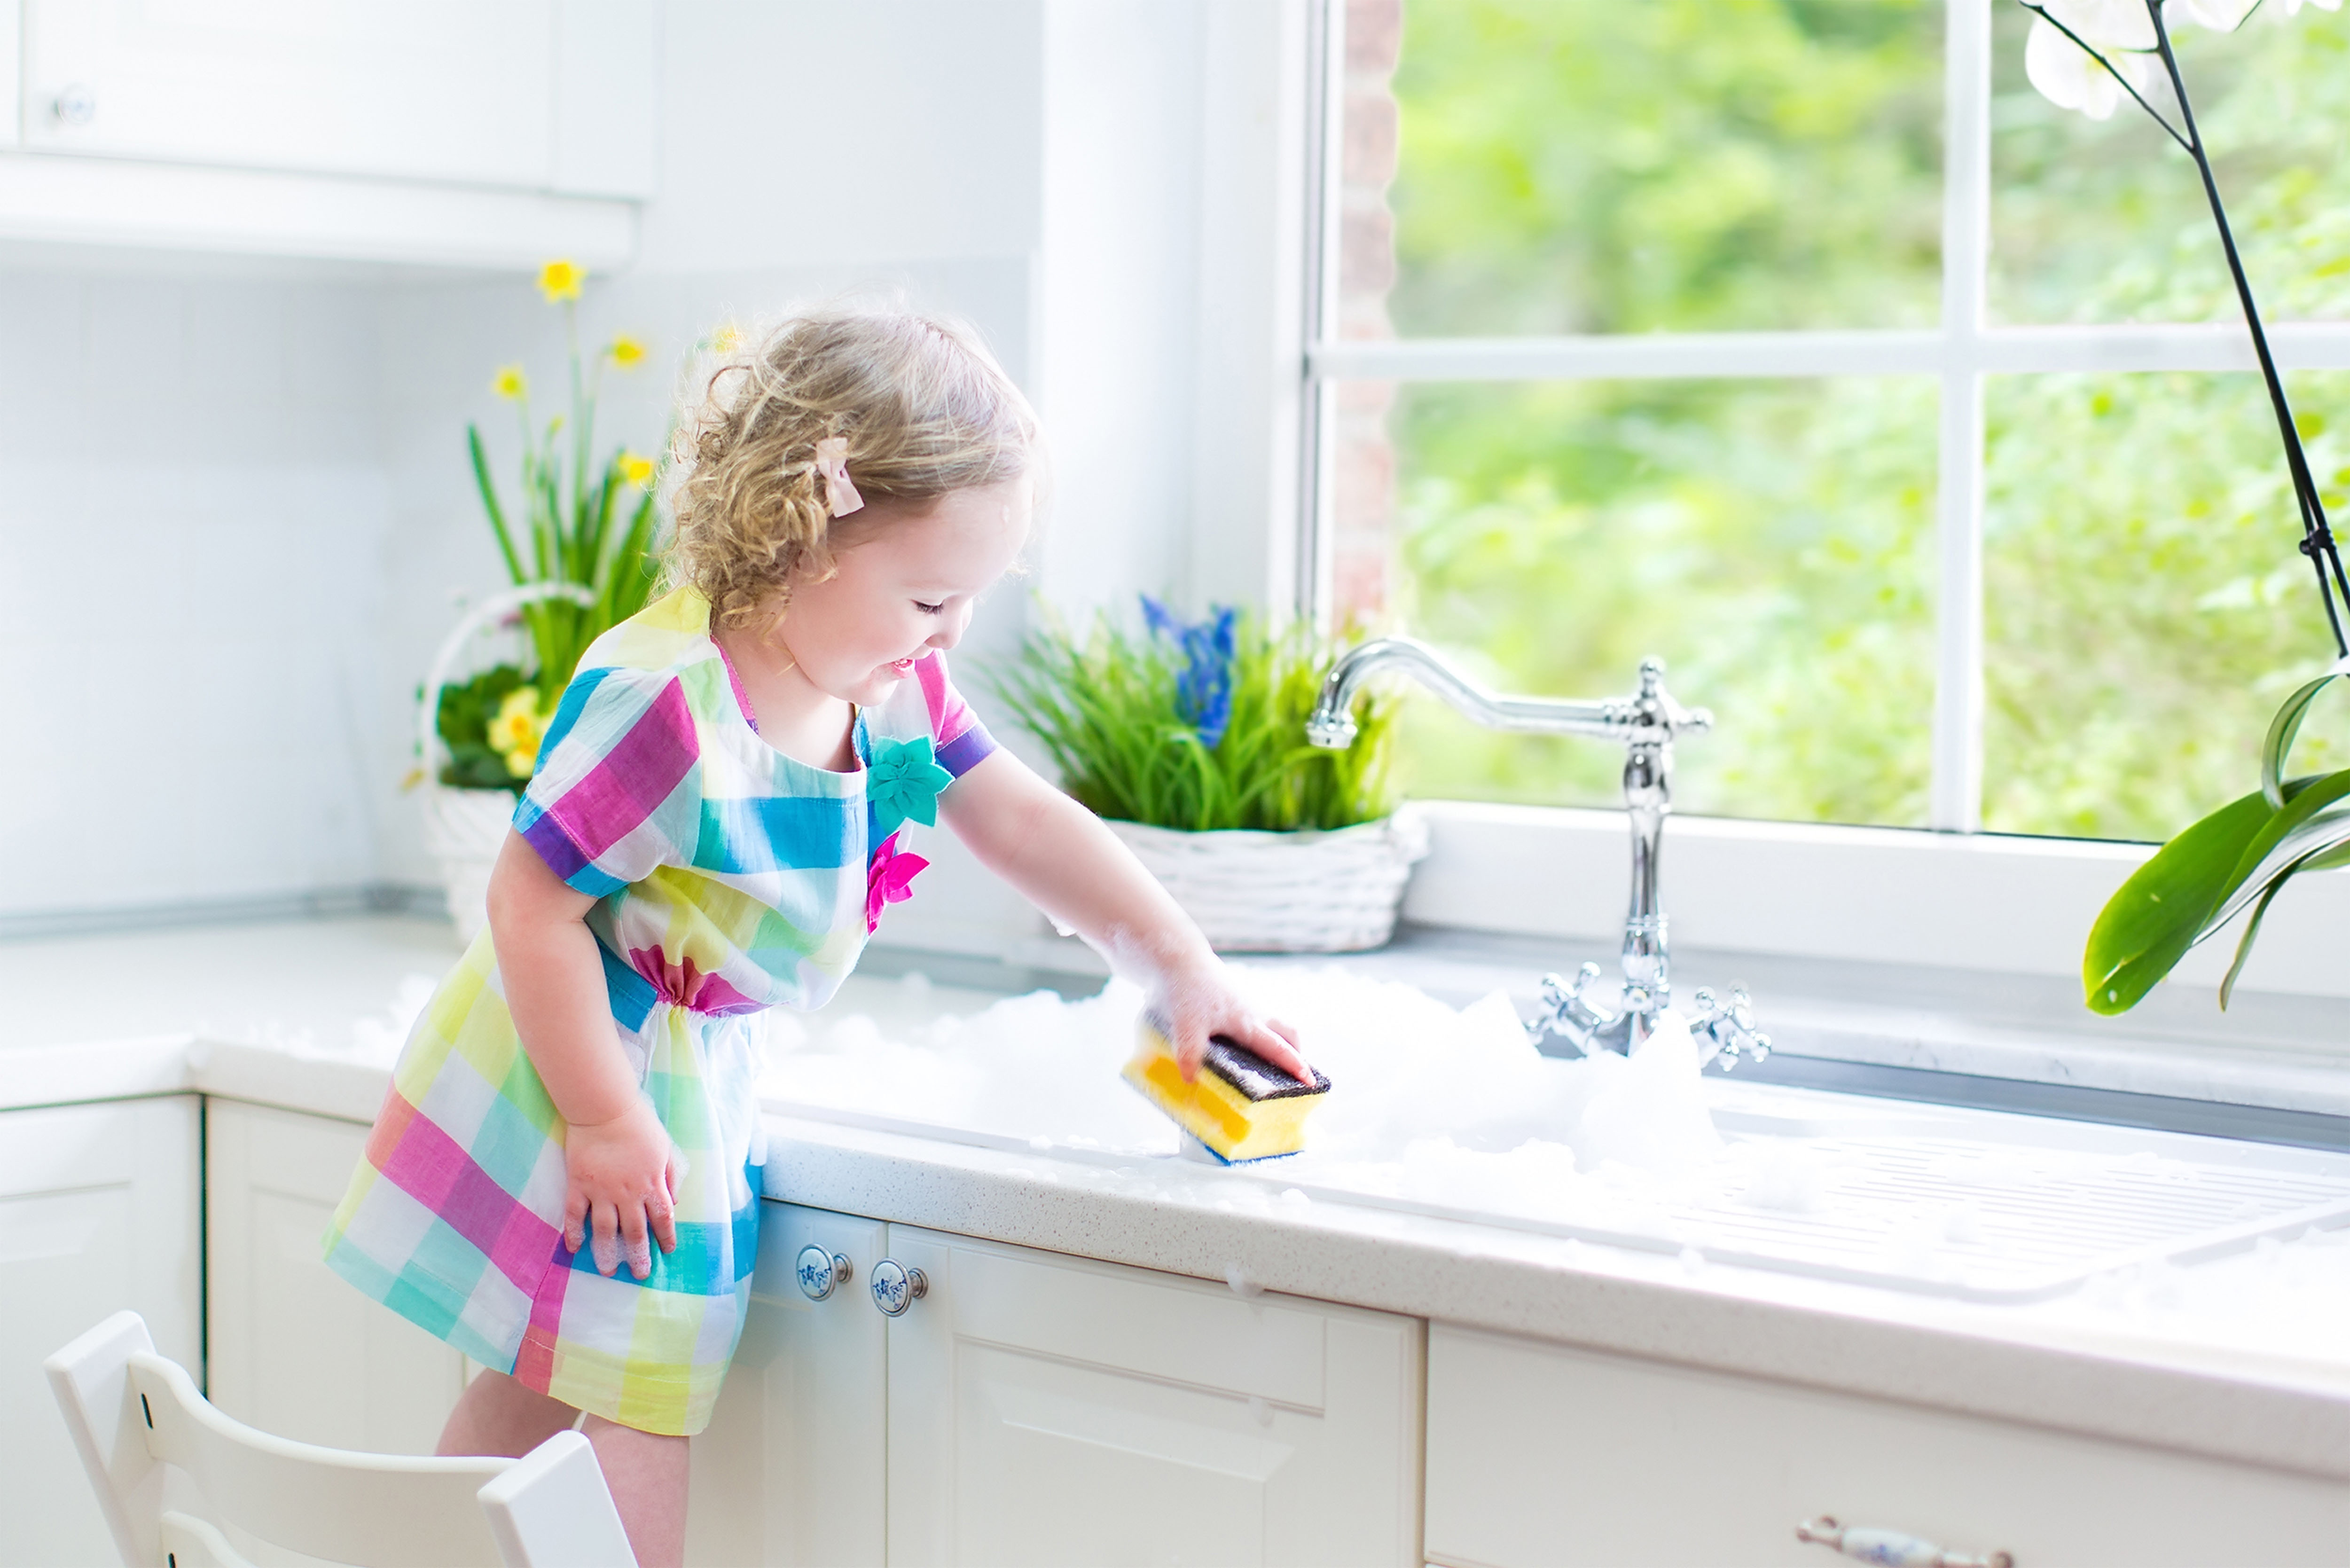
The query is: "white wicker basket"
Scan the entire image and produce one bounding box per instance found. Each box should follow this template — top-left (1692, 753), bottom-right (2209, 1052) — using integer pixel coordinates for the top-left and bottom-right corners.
top-left (415, 582), bottom-right (599, 942)
top-left (1104, 809), bottom-right (1430, 954)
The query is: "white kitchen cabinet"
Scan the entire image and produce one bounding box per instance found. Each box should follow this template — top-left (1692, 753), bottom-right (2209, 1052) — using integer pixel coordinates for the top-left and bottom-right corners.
top-left (689, 1202), bottom-right (891, 1568)
top-left (204, 1098), bottom-right (469, 1454)
top-left (0, 0), bottom-right (654, 266)
top-left (882, 1223), bottom-right (1425, 1568)
top-left (1424, 1323), bottom-right (2350, 1568)
top-left (0, 1094), bottom-right (200, 1568)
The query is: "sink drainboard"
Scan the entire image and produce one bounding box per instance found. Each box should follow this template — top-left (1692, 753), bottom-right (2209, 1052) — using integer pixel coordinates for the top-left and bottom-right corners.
top-left (1256, 1131), bottom-right (2350, 1302)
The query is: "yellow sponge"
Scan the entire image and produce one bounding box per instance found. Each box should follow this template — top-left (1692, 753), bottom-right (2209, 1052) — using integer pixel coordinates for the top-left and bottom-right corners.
top-left (1122, 1017), bottom-right (1332, 1163)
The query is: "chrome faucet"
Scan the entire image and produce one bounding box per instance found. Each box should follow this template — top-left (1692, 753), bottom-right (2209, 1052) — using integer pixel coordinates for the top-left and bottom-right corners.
top-left (1306, 638), bottom-right (1769, 1070)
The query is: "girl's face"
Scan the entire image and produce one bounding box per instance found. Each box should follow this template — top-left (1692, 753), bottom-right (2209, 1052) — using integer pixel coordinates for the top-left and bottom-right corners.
top-left (778, 478), bottom-right (1032, 709)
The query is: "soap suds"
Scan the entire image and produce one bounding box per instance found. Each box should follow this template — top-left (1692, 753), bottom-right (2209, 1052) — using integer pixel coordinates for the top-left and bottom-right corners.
top-left (757, 968), bottom-right (1726, 1209)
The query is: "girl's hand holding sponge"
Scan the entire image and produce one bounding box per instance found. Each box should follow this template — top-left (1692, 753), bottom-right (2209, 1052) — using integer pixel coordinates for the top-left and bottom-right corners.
top-left (1126, 957), bottom-right (1332, 1164)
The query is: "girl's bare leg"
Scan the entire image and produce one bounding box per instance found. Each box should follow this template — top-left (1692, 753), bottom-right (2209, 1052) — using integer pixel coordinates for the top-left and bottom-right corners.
top-left (584, 1413), bottom-right (690, 1568)
top-left (435, 1368), bottom-right (577, 1458)
top-left (438, 1374), bottom-right (689, 1566)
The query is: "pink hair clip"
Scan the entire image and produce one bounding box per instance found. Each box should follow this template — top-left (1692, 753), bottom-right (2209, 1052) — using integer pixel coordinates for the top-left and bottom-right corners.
top-left (813, 435), bottom-right (864, 518)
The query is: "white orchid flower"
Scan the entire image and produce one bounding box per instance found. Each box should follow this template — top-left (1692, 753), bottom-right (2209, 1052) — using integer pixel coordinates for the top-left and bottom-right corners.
top-left (2025, 7), bottom-right (2161, 119)
top-left (2165, 0), bottom-right (2259, 30)
top-left (2284, 0), bottom-right (2342, 13)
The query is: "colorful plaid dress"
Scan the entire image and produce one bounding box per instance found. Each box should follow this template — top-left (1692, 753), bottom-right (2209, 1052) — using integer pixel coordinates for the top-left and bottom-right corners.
top-left (322, 587), bottom-right (994, 1436)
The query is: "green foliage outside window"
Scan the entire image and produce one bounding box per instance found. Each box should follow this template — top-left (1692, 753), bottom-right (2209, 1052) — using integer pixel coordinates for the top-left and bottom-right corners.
top-left (1380, 0), bottom-right (2350, 842)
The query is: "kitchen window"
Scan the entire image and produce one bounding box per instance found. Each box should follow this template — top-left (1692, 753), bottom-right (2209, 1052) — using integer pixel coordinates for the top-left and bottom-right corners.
top-left (1298, 0), bottom-right (2350, 1012)
top-left (1307, 0), bottom-right (2350, 837)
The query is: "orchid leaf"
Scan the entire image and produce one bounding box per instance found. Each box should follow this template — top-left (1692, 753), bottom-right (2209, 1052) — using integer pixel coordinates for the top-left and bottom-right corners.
top-left (2083, 785), bottom-right (2277, 1014)
top-left (2260, 656), bottom-right (2350, 808)
top-left (2218, 875), bottom-right (2287, 1011)
top-left (2201, 789), bottom-right (2350, 935)
top-left (2212, 805), bottom-right (2350, 1007)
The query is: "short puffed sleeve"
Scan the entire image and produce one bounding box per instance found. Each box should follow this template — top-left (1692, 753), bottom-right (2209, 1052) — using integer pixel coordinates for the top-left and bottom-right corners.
top-left (907, 650), bottom-right (997, 778)
top-left (511, 665), bottom-right (704, 897)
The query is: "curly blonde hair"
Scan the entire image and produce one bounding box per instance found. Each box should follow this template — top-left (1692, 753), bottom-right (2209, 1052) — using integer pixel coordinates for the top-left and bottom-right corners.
top-left (666, 305), bottom-right (1039, 631)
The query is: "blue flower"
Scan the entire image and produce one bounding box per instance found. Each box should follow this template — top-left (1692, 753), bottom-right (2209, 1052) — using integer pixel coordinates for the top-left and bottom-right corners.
top-left (866, 734), bottom-right (954, 839)
top-left (1142, 596), bottom-right (1237, 750)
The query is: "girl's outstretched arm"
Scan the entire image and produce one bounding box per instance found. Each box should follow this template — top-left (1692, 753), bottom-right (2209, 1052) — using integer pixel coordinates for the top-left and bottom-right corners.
top-left (486, 830), bottom-right (682, 1280)
top-left (939, 750), bottom-right (1313, 1084)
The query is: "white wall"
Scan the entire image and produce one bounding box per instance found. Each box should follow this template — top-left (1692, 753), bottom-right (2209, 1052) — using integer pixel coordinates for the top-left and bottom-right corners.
top-left (0, 268), bottom-right (390, 919)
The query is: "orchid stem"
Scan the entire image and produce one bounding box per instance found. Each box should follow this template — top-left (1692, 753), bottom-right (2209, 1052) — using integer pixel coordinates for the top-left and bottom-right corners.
top-left (2138, 0), bottom-right (2350, 657)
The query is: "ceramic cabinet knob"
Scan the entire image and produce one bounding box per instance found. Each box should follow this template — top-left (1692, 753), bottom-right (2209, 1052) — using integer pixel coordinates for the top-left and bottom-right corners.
top-left (870, 1258), bottom-right (927, 1317)
top-left (795, 1245), bottom-right (852, 1301)
top-left (54, 85), bottom-right (95, 125)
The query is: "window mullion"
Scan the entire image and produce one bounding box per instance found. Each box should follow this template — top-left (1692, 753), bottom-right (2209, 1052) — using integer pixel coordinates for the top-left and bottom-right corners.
top-left (1932, 0), bottom-right (1994, 833)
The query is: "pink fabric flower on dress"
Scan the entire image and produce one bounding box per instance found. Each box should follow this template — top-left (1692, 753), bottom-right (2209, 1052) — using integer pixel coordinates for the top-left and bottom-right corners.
top-left (866, 831), bottom-right (929, 934)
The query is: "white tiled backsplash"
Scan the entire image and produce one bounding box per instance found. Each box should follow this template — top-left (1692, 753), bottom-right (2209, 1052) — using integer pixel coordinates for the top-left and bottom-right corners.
top-left (0, 259), bottom-right (1036, 925)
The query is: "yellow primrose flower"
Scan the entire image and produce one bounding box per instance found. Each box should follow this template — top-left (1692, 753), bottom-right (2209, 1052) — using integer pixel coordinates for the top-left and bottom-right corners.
top-left (487, 686), bottom-right (550, 779)
top-left (617, 451), bottom-right (657, 489)
top-left (537, 259), bottom-right (585, 303)
top-left (608, 334), bottom-right (647, 368)
top-left (492, 364), bottom-right (527, 400)
top-left (712, 322), bottom-right (742, 355)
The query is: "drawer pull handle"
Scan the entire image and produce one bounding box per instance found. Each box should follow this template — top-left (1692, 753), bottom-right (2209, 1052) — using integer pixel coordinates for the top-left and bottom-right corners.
top-left (870, 1258), bottom-right (927, 1317)
top-left (1796, 1515), bottom-right (2013, 1568)
top-left (795, 1246), bottom-right (852, 1301)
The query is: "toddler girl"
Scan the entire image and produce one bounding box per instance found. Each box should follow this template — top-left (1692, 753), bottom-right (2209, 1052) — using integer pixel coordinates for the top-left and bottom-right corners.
top-left (320, 306), bottom-right (1309, 1566)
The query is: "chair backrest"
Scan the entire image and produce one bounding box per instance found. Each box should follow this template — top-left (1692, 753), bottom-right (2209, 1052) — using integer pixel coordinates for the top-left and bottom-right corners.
top-left (46, 1311), bottom-right (634, 1568)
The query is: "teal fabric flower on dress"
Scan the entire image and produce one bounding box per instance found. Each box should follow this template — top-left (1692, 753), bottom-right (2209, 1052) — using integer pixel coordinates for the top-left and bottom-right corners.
top-left (867, 734), bottom-right (954, 838)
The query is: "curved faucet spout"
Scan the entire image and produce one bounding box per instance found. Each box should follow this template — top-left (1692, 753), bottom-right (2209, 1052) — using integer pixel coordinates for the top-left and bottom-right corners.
top-left (1307, 636), bottom-right (1711, 751)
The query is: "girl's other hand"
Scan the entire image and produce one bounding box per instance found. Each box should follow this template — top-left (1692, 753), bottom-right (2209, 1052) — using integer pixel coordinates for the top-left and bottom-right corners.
top-left (1154, 957), bottom-right (1314, 1087)
top-left (561, 1097), bottom-right (682, 1280)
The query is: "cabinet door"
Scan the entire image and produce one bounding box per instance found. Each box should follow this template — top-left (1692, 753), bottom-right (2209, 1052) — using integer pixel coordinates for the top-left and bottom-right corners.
top-left (882, 1225), bottom-right (1424, 1568)
top-left (204, 1099), bottom-right (468, 1452)
top-left (0, 1095), bottom-right (200, 1568)
top-left (21, 0), bottom-right (556, 188)
top-left (1425, 1324), bottom-right (2350, 1568)
top-left (688, 1202), bottom-right (889, 1568)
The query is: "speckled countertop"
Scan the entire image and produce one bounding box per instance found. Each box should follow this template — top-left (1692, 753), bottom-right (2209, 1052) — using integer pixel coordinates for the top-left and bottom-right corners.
top-left (9, 914), bottom-right (2350, 1484)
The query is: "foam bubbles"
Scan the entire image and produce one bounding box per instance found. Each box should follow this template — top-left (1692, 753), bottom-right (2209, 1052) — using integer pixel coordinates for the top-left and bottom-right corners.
top-left (756, 966), bottom-right (1729, 1202)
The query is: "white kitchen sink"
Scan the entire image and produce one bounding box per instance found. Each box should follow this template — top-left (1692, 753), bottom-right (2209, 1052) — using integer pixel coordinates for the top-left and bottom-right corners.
top-left (764, 972), bottom-right (2350, 1303)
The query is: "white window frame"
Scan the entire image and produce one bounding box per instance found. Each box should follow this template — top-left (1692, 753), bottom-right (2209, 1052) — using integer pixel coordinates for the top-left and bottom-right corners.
top-left (1297, 0), bottom-right (2350, 1017)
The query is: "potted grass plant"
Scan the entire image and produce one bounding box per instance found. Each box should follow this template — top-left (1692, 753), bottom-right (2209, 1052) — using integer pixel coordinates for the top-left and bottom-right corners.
top-left (414, 259), bottom-right (666, 939)
top-left (992, 597), bottom-right (1426, 952)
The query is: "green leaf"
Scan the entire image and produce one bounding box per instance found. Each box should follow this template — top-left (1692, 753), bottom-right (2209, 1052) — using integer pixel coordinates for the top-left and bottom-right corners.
top-left (2220, 875), bottom-right (2290, 1011)
top-left (468, 425), bottom-right (526, 587)
top-left (2205, 769), bottom-right (2350, 935)
top-left (2262, 655), bottom-right (2350, 808)
top-left (2082, 786), bottom-right (2278, 1015)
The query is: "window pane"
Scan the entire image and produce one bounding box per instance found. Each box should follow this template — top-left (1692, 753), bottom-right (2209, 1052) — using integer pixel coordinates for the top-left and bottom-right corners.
top-left (1983, 371), bottom-right (2350, 839)
top-left (1360, 0), bottom-right (1945, 338)
top-left (1990, 4), bottom-right (2350, 325)
top-left (1352, 378), bottom-right (1938, 826)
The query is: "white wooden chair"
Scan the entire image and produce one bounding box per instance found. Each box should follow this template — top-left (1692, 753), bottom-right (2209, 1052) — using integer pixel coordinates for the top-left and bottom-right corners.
top-left (46, 1311), bottom-right (636, 1568)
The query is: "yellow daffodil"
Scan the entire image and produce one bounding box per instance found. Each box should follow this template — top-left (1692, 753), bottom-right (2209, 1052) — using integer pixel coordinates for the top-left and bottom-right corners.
top-left (487, 686), bottom-right (551, 779)
top-left (608, 334), bottom-right (647, 368)
top-left (617, 451), bottom-right (657, 489)
top-left (537, 259), bottom-right (585, 303)
top-left (493, 364), bottom-right (528, 401)
top-left (712, 322), bottom-right (742, 355)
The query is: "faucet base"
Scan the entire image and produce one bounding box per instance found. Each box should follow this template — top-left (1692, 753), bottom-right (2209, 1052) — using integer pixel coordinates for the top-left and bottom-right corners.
top-left (1527, 963), bottom-right (1770, 1072)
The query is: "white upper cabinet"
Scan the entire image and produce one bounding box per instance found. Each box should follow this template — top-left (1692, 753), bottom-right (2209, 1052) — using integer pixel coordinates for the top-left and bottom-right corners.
top-left (0, 0), bottom-right (656, 266)
top-left (22, 1), bottom-right (558, 188)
